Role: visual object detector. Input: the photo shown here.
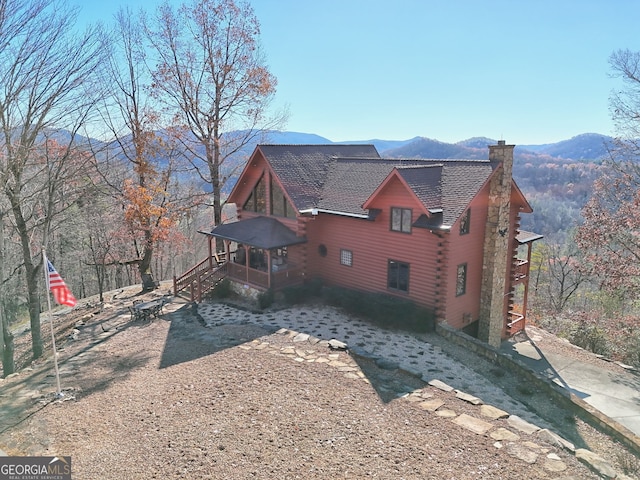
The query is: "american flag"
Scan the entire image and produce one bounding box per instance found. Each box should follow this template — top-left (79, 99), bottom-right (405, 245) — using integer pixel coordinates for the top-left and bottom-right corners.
top-left (46, 260), bottom-right (77, 307)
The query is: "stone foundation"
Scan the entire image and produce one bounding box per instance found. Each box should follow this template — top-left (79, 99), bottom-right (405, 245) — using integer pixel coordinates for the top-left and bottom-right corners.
top-left (229, 281), bottom-right (262, 303)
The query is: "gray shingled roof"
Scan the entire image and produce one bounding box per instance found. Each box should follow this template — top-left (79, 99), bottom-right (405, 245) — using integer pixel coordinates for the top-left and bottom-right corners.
top-left (396, 165), bottom-right (443, 211)
top-left (258, 144), bottom-right (379, 210)
top-left (257, 145), bottom-right (497, 227)
top-left (320, 158), bottom-right (494, 225)
top-left (208, 216), bottom-right (307, 249)
top-left (439, 162), bottom-right (495, 225)
top-left (319, 158), bottom-right (399, 215)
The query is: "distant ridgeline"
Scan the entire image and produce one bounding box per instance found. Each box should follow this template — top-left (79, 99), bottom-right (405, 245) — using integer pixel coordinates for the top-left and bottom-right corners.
top-left (93, 129), bottom-right (613, 238)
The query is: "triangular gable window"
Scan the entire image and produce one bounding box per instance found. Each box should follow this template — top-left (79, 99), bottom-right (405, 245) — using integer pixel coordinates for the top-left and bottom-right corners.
top-left (271, 178), bottom-right (296, 218)
top-left (244, 174), bottom-right (267, 213)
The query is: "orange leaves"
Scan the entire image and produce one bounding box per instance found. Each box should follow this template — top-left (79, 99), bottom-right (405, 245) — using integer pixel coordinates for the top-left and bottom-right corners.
top-left (122, 177), bottom-right (176, 245)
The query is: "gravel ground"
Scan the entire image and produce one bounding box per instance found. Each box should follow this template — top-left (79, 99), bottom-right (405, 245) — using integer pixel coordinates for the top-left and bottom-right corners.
top-left (0, 286), bottom-right (637, 479)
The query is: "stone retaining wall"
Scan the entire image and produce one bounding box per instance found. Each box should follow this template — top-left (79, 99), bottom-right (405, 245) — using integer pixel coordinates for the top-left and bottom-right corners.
top-left (435, 323), bottom-right (640, 457)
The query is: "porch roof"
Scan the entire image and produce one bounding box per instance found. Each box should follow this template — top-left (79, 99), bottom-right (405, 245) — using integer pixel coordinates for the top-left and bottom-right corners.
top-left (205, 216), bottom-right (307, 250)
top-left (516, 230), bottom-right (544, 244)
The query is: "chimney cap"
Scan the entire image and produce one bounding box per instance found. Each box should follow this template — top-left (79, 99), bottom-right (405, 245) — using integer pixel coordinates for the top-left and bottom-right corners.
top-left (498, 140), bottom-right (506, 146)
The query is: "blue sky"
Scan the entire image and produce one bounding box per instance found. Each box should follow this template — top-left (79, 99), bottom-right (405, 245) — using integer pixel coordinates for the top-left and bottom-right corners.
top-left (77, 0), bottom-right (640, 145)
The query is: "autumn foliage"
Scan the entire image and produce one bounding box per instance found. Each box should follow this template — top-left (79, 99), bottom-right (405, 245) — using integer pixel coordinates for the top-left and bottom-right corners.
top-left (577, 160), bottom-right (640, 293)
top-left (122, 176), bottom-right (175, 245)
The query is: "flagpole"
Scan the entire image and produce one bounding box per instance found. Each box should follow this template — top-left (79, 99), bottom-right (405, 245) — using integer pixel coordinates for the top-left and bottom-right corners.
top-left (42, 248), bottom-right (63, 398)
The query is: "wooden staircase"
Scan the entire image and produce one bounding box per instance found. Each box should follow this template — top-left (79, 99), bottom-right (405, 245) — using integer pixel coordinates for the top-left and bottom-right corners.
top-left (173, 258), bottom-right (227, 302)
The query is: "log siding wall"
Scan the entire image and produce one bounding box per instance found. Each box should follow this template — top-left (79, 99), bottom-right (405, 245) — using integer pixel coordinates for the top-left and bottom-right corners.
top-left (304, 177), bottom-right (441, 310)
top-left (443, 185), bottom-right (491, 330)
top-left (223, 146), bottom-right (534, 339)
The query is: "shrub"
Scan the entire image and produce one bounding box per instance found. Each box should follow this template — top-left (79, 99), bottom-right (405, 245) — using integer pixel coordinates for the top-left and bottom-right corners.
top-left (281, 285), bottom-right (309, 305)
top-left (306, 277), bottom-right (324, 296)
top-left (206, 278), bottom-right (232, 299)
top-left (534, 306), bottom-right (640, 367)
top-left (617, 329), bottom-right (640, 368)
top-left (322, 286), bottom-right (435, 333)
top-left (257, 289), bottom-right (274, 310)
top-left (281, 278), bottom-right (324, 305)
top-left (570, 321), bottom-right (610, 356)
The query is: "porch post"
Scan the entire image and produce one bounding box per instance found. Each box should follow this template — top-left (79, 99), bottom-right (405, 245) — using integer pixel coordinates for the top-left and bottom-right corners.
top-left (224, 240), bottom-right (230, 264)
top-left (208, 235), bottom-right (213, 269)
top-left (244, 245), bottom-right (250, 283)
top-left (267, 249), bottom-right (272, 289)
top-left (521, 242), bottom-right (533, 327)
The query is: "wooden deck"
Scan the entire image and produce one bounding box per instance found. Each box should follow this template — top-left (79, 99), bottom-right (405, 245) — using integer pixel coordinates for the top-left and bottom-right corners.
top-left (174, 258), bottom-right (304, 302)
top-left (173, 258), bottom-right (226, 302)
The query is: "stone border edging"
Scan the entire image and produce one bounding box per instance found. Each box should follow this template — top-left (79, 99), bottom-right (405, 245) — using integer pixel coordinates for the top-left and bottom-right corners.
top-left (435, 323), bottom-right (640, 458)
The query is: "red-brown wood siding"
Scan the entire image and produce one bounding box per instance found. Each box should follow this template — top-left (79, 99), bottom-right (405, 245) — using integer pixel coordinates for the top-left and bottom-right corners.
top-left (304, 177), bottom-right (440, 311)
top-left (226, 153), bottom-right (534, 336)
top-left (442, 185), bottom-right (490, 329)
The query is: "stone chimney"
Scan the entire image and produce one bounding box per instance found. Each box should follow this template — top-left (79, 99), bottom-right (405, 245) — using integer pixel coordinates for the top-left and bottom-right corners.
top-left (478, 140), bottom-right (514, 347)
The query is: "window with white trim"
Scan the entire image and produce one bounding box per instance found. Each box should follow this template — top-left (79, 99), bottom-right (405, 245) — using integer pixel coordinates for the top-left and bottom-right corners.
top-left (340, 249), bottom-right (353, 266)
top-left (390, 207), bottom-right (412, 233)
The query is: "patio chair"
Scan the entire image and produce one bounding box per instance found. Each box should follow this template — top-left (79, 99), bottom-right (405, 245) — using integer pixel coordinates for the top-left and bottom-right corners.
top-left (128, 305), bottom-right (147, 321)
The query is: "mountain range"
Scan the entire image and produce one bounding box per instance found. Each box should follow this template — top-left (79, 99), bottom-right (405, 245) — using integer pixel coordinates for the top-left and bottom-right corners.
top-left (260, 131), bottom-right (614, 238)
top-left (77, 128), bottom-right (611, 238)
top-left (262, 131), bottom-right (614, 162)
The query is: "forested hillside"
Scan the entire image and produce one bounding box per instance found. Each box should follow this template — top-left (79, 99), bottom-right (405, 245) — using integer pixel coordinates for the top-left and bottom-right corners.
top-left (380, 133), bottom-right (612, 239)
top-left (512, 150), bottom-right (604, 237)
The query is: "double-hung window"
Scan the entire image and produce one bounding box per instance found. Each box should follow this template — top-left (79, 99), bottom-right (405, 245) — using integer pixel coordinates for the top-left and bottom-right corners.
top-left (388, 260), bottom-right (409, 292)
top-left (390, 207), bottom-right (412, 233)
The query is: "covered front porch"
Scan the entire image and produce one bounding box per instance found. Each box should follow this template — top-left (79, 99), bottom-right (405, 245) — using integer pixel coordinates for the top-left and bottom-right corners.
top-left (174, 216), bottom-right (307, 301)
top-left (212, 216), bottom-right (308, 291)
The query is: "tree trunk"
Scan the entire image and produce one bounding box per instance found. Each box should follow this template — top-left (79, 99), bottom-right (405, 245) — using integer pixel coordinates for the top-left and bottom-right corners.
top-left (0, 215), bottom-right (15, 376)
top-left (10, 197), bottom-right (43, 359)
top-left (207, 138), bottom-right (224, 252)
top-left (25, 263), bottom-right (43, 360)
top-left (0, 214), bottom-right (5, 373)
top-left (2, 313), bottom-right (14, 377)
top-left (139, 230), bottom-right (156, 291)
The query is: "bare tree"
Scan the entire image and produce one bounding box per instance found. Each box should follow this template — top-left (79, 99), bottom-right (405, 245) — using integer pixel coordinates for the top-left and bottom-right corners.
top-left (577, 159), bottom-right (640, 293)
top-left (577, 49), bottom-right (640, 296)
top-left (144, 0), bottom-right (286, 233)
top-left (97, 7), bottom-right (208, 292)
top-left (609, 49), bottom-right (640, 151)
top-left (544, 240), bottom-right (587, 312)
top-left (0, 0), bottom-right (108, 359)
top-left (96, 7), bottom-right (181, 291)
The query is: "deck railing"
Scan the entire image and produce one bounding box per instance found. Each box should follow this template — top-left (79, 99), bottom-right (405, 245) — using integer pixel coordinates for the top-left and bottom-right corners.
top-left (173, 258), bottom-right (226, 302)
top-left (507, 310), bottom-right (525, 334)
top-left (513, 259), bottom-right (529, 282)
top-left (225, 261), bottom-right (304, 290)
top-left (175, 258), bottom-right (305, 301)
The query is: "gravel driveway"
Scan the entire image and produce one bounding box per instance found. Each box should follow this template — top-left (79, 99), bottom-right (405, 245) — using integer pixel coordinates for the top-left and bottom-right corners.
top-left (0, 289), bottom-right (634, 479)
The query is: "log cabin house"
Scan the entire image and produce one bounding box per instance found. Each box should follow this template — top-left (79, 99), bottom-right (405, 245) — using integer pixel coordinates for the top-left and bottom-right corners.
top-left (174, 140), bottom-right (542, 346)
